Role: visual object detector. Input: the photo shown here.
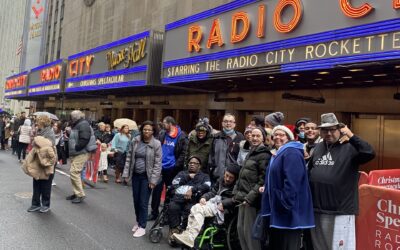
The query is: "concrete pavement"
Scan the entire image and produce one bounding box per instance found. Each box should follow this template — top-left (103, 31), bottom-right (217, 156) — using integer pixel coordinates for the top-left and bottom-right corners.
top-left (0, 150), bottom-right (168, 250)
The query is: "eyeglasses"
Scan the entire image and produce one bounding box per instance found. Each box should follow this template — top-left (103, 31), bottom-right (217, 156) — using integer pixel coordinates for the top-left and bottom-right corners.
top-left (143, 129), bottom-right (153, 132)
top-left (223, 120), bottom-right (235, 124)
top-left (188, 162), bottom-right (200, 166)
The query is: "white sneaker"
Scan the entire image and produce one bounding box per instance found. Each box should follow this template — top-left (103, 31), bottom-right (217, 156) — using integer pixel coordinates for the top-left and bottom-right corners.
top-left (52, 181), bottom-right (56, 186)
top-left (133, 227), bottom-right (146, 238)
top-left (131, 224), bottom-right (139, 233)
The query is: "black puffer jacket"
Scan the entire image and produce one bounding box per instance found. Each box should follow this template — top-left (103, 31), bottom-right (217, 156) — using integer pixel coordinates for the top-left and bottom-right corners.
top-left (233, 144), bottom-right (271, 207)
top-left (203, 177), bottom-right (236, 213)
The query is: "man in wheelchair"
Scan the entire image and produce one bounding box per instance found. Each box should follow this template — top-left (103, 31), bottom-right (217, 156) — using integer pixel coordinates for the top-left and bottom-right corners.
top-left (172, 163), bottom-right (239, 248)
top-left (168, 156), bottom-right (212, 244)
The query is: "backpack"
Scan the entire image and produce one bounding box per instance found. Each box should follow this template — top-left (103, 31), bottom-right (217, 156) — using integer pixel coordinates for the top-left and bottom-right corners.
top-left (85, 127), bottom-right (98, 153)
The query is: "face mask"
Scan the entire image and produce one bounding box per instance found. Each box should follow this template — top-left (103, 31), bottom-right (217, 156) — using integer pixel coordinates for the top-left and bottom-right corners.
top-left (223, 128), bottom-right (235, 135)
top-left (299, 131), bottom-right (305, 139)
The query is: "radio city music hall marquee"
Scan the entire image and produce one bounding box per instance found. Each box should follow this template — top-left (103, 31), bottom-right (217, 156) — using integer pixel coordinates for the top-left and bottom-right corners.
top-left (28, 60), bottom-right (64, 96)
top-left (5, 73), bottom-right (28, 98)
top-left (162, 0), bottom-right (400, 83)
top-left (65, 30), bottom-right (158, 92)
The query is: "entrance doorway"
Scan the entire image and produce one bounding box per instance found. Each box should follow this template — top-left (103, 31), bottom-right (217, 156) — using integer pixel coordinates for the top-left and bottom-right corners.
top-left (102, 108), bottom-right (118, 124)
top-left (352, 114), bottom-right (400, 172)
top-left (134, 109), bottom-right (155, 125)
top-left (209, 110), bottom-right (225, 131)
top-left (178, 109), bottom-right (199, 134)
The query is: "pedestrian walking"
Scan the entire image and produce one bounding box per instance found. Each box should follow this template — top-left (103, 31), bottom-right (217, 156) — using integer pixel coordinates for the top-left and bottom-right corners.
top-left (66, 110), bottom-right (97, 204)
top-left (122, 121), bottom-right (162, 237)
top-left (17, 119), bottom-right (32, 163)
top-left (308, 113), bottom-right (375, 250)
top-left (260, 125), bottom-right (315, 250)
top-left (23, 115), bottom-right (57, 213)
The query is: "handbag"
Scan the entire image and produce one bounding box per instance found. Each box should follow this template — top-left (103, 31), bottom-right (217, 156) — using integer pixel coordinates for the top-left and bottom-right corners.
top-left (252, 213), bottom-right (269, 242)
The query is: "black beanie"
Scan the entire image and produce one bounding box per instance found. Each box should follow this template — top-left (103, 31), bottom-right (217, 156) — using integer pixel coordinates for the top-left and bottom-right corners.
top-left (226, 163), bottom-right (240, 178)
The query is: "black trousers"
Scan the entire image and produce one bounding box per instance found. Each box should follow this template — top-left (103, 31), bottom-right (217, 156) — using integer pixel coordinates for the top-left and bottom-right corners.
top-left (268, 228), bottom-right (302, 250)
top-left (32, 173), bottom-right (54, 207)
top-left (150, 167), bottom-right (177, 216)
top-left (17, 142), bottom-right (29, 160)
top-left (168, 200), bottom-right (193, 229)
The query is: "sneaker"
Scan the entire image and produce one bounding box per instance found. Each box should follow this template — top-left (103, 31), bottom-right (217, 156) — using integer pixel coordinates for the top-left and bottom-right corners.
top-left (71, 196), bottom-right (85, 204)
top-left (66, 194), bottom-right (76, 200)
top-left (39, 206), bottom-right (50, 213)
top-left (173, 232), bottom-right (195, 248)
top-left (27, 205), bottom-right (41, 212)
top-left (52, 181), bottom-right (56, 186)
top-left (131, 224), bottom-right (139, 233)
top-left (133, 227), bottom-right (146, 238)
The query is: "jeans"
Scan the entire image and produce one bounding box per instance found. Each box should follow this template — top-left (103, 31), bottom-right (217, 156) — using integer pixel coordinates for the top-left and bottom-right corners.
top-left (17, 142), bottom-right (29, 160)
top-left (132, 173), bottom-right (151, 228)
top-left (32, 173), bottom-right (54, 207)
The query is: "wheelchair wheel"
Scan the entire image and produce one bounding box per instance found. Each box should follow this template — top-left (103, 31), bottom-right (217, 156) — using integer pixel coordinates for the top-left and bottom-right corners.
top-left (227, 216), bottom-right (240, 250)
top-left (149, 228), bottom-right (163, 243)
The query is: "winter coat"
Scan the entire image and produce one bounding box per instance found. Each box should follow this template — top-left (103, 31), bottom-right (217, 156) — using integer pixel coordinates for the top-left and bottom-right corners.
top-left (68, 119), bottom-right (95, 156)
top-left (122, 136), bottom-right (162, 185)
top-left (185, 134), bottom-right (213, 173)
top-left (208, 131), bottom-right (244, 181)
top-left (233, 144), bottom-right (270, 207)
top-left (18, 125), bottom-right (32, 144)
top-left (22, 136), bottom-right (57, 180)
top-left (261, 141), bottom-right (315, 229)
top-left (171, 170), bottom-right (211, 203)
top-left (203, 177), bottom-right (236, 213)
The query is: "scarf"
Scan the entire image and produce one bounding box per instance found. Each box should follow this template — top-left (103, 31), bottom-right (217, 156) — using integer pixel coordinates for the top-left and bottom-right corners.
top-left (36, 126), bottom-right (56, 146)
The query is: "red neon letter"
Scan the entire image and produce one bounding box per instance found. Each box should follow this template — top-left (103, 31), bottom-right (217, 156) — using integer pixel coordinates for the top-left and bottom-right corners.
top-left (69, 60), bottom-right (78, 77)
top-left (394, 0), bottom-right (400, 9)
top-left (274, 0), bottom-right (303, 33)
top-left (257, 4), bottom-right (266, 38)
top-left (339, 0), bottom-right (374, 18)
top-left (230, 12), bottom-right (250, 44)
top-left (207, 18), bottom-right (224, 49)
top-left (187, 25), bottom-right (203, 53)
top-left (85, 55), bottom-right (94, 73)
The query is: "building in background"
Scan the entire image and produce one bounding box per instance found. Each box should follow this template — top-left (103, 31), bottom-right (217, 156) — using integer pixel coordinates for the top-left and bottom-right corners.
top-left (0, 0), bottom-right (30, 114)
top-left (6, 0), bottom-right (400, 171)
top-left (43, 0), bottom-right (65, 63)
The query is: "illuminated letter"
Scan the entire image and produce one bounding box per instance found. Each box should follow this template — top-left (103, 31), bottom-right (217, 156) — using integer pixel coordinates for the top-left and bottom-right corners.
top-left (207, 18), bottom-right (224, 49)
top-left (188, 25), bottom-right (203, 53)
top-left (69, 60), bottom-right (78, 77)
top-left (231, 12), bottom-right (250, 44)
top-left (54, 65), bottom-right (61, 80)
top-left (394, 0), bottom-right (400, 9)
top-left (257, 4), bottom-right (266, 38)
top-left (274, 0), bottom-right (303, 33)
top-left (85, 55), bottom-right (94, 73)
top-left (79, 57), bottom-right (86, 75)
top-left (339, 0), bottom-right (374, 18)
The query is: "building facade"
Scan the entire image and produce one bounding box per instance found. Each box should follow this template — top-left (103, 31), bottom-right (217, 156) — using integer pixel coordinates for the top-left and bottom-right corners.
top-left (7, 0), bottom-right (400, 171)
top-left (0, 0), bottom-right (30, 114)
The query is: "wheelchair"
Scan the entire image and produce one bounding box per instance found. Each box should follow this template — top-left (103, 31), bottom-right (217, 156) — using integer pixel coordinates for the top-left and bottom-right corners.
top-left (148, 187), bottom-right (172, 243)
top-left (148, 187), bottom-right (204, 245)
top-left (177, 210), bottom-right (240, 250)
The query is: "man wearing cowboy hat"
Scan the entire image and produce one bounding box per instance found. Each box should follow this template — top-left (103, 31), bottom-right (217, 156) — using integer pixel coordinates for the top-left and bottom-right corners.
top-left (308, 113), bottom-right (375, 250)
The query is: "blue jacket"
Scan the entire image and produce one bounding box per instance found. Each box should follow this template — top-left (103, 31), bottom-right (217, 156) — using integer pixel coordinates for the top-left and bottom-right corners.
top-left (261, 141), bottom-right (315, 229)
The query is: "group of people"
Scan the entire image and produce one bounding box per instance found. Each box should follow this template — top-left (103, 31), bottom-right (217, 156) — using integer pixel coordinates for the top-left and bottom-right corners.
top-left (9, 109), bottom-right (375, 250)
